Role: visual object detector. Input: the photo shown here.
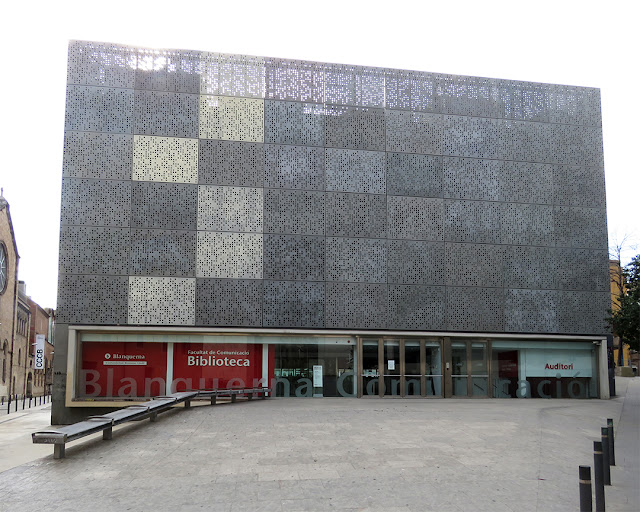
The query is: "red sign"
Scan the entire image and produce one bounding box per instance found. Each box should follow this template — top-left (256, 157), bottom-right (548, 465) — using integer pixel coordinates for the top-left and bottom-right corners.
top-left (172, 343), bottom-right (264, 391)
top-left (80, 342), bottom-right (168, 397)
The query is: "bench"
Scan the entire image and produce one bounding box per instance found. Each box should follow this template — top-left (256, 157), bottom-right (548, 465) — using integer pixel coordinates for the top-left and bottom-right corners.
top-left (32, 391), bottom-right (197, 459)
top-left (196, 387), bottom-right (271, 405)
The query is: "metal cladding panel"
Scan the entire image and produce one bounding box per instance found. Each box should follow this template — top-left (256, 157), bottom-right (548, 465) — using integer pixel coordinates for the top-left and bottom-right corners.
top-left (263, 281), bottom-right (325, 328)
top-left (385, 110), bottom-right (443, 155)
top-left (324, 105), bottom-right (386, 151)
top-left (264, 100), bottom-right (325, 146)
top-left (444, 243), bottom-right (506, 288)
top-left (326, 282), bottom-right (388, 329)
top-left (553, 206), bottom-right (608, 249)
top-left (197, 186), bottom-right (263, 233)
top-left (264, 144), bottom-right (325, 190)
top-left (65, 85), bottom-right (133, 133)
top-left (264, 189), bottom-right (325, 236)
top-left (196, 232), bottom-right (263, 279)
top-left (557, 291), bottom-right (610, 334)
top-left (60, 179), bottom-right (131, 227)
top-left (388, 285), bottom-right (445, 330)
top-left (443, 157), bottom-right (503, 201)
top-left (131, 182), bottom-right (197, 230)
top-left (325, 193), bottom-right (387, 238)
top-left (326, 237), bottom-right (387, 283)
top-left (130, 229), bottom-right (196, 277)
top-left (63, 132), bottom-right (133, 180)
top-left (500, 203), bottom-right (554, 247)
top-left (57, 275), bottom-right (128, 324)
top-left (446, 287), bottom-right (505, 332)
top-left (132, 135), bottom-right (198, 183)
top-left (263, 235), bottom-right (325, 282)
top-left (198, 140), bottom-right (265, 187)
top-left (67, 41), bottom-right (136, 88)
top-left (58, 42), bottom-right (609, 335)
top-left (325, 149), bottom-right (386, 194)
top-left (504, 289), bottom-right (559, 333)
top-left (554, 248), bottom-right (610, 291)
top-left (386, 153), bottom-right (443, 198)
top-left (135, 49), bottom-right (201, 94)
top-left (134, 90), bottom-right (198, 138)
top-left (59, 226), bottom-right (130, 275)
top-left (196, 279), bottom-right (263, 326)
top-left (553, 164), bottom-right (606, 208)
top-left (388, 240), bottom-right (445, 285)
top-left (128, 276), bottom-right (196, 325)
top-left (444, 200), bottom-right (502, 244)
top-left (502, 161), bottom-right (554, 204)
top-left (504, 246), bottom-right (557, 290)
top-left (388, 196), bottom-right (443, 241)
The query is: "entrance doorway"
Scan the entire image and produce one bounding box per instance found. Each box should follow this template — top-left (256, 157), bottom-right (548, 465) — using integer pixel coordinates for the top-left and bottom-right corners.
top-left (446, 340), bottom-right (490, 397)
top-left (357, 338), bottom-right (443, 397)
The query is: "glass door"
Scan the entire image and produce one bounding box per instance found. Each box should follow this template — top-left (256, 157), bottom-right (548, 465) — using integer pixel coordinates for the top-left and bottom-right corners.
top-left (447, 340), bottom-right (490, 397)
top-left (404, 340), bottom-right (421, 396)
top-left (383, 340), bottom-right (401, 396)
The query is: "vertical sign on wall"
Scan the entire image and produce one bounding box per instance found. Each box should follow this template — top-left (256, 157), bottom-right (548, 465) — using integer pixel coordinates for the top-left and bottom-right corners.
top-left (35, 334), bottom-right (45, 370)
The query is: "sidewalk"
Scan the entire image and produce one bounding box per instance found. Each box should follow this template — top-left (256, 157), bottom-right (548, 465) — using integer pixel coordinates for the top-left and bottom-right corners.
top-left (0, 379), bottom-right (637, 511)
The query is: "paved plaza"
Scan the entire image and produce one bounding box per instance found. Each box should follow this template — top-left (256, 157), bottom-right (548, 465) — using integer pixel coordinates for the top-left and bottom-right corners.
top-left (0, 378), bottom-right (638, 512)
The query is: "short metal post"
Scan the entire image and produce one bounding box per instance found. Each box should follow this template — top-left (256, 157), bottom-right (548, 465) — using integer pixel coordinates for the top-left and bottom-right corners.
top-left (7, 397), bottom-right (10, 414)
top-left (53, 444), bottom-right (65, 459)
top-left (607, 419), bottom-right (615, 466)
top-left (15, 397), bottom-right (17, 412)
top-left (184, 399), bottom-right (191, 409)
top-left (601, 427), bottom-right (611, 485)
top-left (22, 396), bottom-right (25, 410)
top-left (210, 395), bottom-right (216, 405)
top-left (103, 427), bottom-right (113, 441)
top-left (150, 412), bottom-right (158, 422)
top-left (579, 465), bottom-right (592, 512)
top-left (593, 441), bottom-right (605, 511)
top-left (29, 397), bottom-right (32, 408)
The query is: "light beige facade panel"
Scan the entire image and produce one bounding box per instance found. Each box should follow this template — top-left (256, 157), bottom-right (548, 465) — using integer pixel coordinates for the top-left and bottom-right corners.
top-left (196, 232), bottom-right (263, 279)
top-left (197, 185), bottom-right (263, 233)
top-left (199, 95), bottom-right (264, 142)
top-left (127, 276), bottom-right (196, 325)
top-left (132, 135), bottom-right (198, 183)
top-left (200, 53), bottom-right (265, 98)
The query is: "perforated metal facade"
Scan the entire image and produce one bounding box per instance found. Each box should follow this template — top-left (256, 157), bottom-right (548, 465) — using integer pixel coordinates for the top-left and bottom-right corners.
top-left (57, 41), bottom-right (609, 335)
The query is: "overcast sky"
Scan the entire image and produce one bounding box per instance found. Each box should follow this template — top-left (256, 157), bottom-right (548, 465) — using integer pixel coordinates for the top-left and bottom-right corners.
top-left (0, 0), bottom-right (637, 308)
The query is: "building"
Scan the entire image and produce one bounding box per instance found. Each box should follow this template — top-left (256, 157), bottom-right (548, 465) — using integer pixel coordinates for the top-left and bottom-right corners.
top-left (53, 41), bottom-right (610, 423)
top-left (28, 298), bottom-right (55, 395)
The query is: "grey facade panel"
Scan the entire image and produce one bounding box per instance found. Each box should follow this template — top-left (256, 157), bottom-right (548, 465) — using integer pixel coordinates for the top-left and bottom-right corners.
top-left (134, 50), bottom-right (201, 93)
top-left (67, 41), bottom-right (136, 88)
top-left (131, 182), bottom-right (198, 230)
top-left (60, 178), bottom-right (131, 227)
top-left (325, 192), bottom-right (387, 238)
top-left (130, 229), bottom-right (196, 277)
top-left (500, 203), bottom-right (554, 247)
top-left (325, 149), bottom-right (386, 194)
top-left (553, 164), bottom-right (606, 208)
top-left (387, 240), bottom-right (445, 285)
top-left (65, 85), bottom-right (133, 134)
top-left (443, 157), bottom-right (503, 201)
top-left (264, 189), bottom-right (325, 235)
top-left (264, 100), bottom-right (325, 146)
top-left (263, 234), bottom-right (325, 281)
top-left (557, 290), bottom-right (610, 334)
top-left (502, 161), bottom-right (554, 205)
top-left (444, 243), bottom-right (506, 288)
top-left (443, 200), bottom-right (501, 244)
top-left (388, 285), bottom-right (445, 330)
top-left (446, 286), bottom-right (505, 332)
top-left (59, 226), bottom-right (130, 276)
top-left (57, 274), bottom-right (128, 324)
top-left (326, 237), bottom-right (387, 283)
top-left (196, 278), bottom-right (263, 326)
top-left (555, 248), bottom-right (610, 291)
top-left (386, 153), bottom-right (443, 198)
top-left (324, 106), bottom-right (385, 151)
top-left (504, 246), bottom-right (557, 290)
top-left (385, 110), bottom-right (443, 155)
top-left (388, 196), bottom-right (443, 241)
top-left (263, 281), bottom-right (325, 328)
top-left (553, 206), bottom-right (608, 249)
top-left (62, 132), bottom-right (133, 180)
top-left (133, 90), bottom-right (198, 138)
top-left (504, 289), bottom-right (559, 333)
top-left (198, 140), bottom-right (265, 187)
top-left (264, 144), bottom-right (325, 190)
top-left (326, 282), bottom-right (388, 330)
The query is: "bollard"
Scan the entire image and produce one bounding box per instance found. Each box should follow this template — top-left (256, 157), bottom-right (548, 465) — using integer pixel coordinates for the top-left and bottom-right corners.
top-left (29, 397), bottom-right (32, 408)
top-left (607, 419), bottom-right (615, 466)
top-left (22, 396), bottom-right (25, 410)
top-left (594, 441), bottom-right (605, 511)
top-left (601, 427), bottom-right (611, 485)
top-left (579, 465), bottom-right (593, 512)
top-left (7, 398), bottom-right (10, 414)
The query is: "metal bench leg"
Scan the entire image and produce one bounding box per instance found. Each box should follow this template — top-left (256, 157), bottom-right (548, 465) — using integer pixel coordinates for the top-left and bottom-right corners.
top-left (261, 392), bottom-right (267, 399)
top-left (210, 396), bottom-right (216, 405)
top-left (231, 395), bottom-right (236, 403)
top-left (247, 394), bottom-right (253, 400)
top-left (185, 400), bottom-right (191, 409)
top-left (150, 412), bottom-right (158, 422)
top-left (54, 444), bottom-right (65, 459)
top-left (103, 427), bottom-right (113, 441)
